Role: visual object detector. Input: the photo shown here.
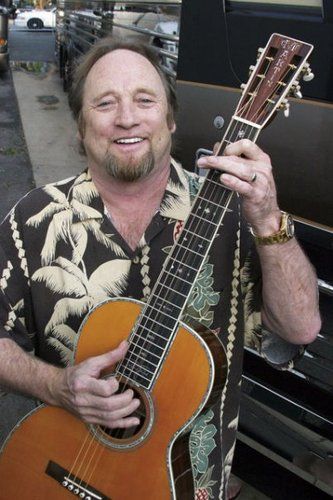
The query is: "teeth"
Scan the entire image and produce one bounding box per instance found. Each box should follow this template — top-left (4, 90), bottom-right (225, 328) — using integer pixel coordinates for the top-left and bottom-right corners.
top-left (115, 137), bottom-right (143, 144)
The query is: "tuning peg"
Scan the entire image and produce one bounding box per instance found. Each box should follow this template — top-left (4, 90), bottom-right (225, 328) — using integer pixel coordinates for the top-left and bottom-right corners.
top-left (249, 65), bottom-right (256, 75)
top-left (291, 81), bottom-right (303, 99)
top-left (302, 63), bottom-right (314, 82)
top-left (240, 83), bottom-right (246, 90)
top-left (279, 99), bottom-right (290, 118)
top-left (256, 47), bottom-right (264, 60)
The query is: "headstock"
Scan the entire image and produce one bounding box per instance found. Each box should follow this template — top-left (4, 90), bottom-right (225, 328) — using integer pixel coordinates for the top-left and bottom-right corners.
top-left (234, 34), bottom-right (314, 127)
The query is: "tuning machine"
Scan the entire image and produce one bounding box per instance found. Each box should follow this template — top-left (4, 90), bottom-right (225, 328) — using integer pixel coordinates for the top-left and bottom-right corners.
top-left (279, 98), bottom-right (290, 118)
top-left (256, 47), bottom-right (264, 60)
top-left (290, 80), bottom-right (303, 99)
top-left (302, 62), bottom-right (314, 82)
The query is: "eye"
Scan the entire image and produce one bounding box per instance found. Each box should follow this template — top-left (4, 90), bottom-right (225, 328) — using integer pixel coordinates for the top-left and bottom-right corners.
top-left (137, 96), bottom-right (155, 106)
top-left (95, 99), bottom-right (116, 110)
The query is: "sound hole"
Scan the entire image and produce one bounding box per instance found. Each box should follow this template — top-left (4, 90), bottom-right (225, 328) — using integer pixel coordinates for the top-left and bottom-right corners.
top-left (96, 382), bottom-right (152, 445)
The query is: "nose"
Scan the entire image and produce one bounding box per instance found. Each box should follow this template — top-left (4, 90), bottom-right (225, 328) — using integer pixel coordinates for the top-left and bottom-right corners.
top-left (114, 100), bottom-right (139, 129)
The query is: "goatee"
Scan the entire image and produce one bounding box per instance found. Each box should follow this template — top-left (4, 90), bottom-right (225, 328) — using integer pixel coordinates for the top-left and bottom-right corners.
top-left (103, 150), bottom-right (155, 182)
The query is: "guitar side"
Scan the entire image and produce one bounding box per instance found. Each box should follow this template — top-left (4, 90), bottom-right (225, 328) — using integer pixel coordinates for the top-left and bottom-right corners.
top-left (0, 298), bottom-right (227, 499)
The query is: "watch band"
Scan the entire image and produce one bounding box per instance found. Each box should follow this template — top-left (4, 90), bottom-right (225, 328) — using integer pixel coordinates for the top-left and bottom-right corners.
top-left (250, 211), bottom-right (295, 245)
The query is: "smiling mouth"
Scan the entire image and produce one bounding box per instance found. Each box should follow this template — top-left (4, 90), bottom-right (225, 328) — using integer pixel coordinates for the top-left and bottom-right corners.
top-left (114, 137), bottom-right (145, 145)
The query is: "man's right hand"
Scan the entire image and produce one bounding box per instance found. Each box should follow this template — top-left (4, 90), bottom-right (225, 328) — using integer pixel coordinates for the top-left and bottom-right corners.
top-left (53, 340), bottom-right (141, 429)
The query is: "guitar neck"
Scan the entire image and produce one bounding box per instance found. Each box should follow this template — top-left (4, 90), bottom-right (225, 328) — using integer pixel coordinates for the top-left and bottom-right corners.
top-left (117, 119), bottom-right (261, 389)
top-left (117, 33), bottom-right (314, 389)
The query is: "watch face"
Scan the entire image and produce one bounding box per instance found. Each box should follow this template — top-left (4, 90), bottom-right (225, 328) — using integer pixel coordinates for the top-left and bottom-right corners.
top-left (286, 214), bottom-right (295, 237)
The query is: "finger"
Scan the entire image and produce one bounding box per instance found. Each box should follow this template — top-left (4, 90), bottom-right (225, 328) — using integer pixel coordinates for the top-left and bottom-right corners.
top-left (78, 387), bottom-right (137, 410)
top-left (213, 142), bottom-right (221, 154)
top-left (224, 139), bottom-right (268, 161)
top-left (220, 172), bottom-right (255, 196)
top-left (84, 340), bottom-right (129, 376)
top-left (197, 155), bottom-right (255, 183)
top-left (73, 375), bottom-right (120, 399)
top-left (83, 398), bottom-right (141, 428)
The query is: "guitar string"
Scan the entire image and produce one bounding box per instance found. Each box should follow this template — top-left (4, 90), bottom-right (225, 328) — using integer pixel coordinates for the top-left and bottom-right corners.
top-left (113, 52), bottom-right (295, 396)
top-left (66, 124), bottom-right (244, 490)
top-left (67, 54), bottom-right (296, 490)
top-left (116, 118), bottom-right (257, 387)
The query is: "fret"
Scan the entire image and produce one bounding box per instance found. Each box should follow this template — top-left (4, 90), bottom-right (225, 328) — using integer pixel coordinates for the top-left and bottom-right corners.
top-left (120, 366), bottom-right (151, 387)
top-left (196, 195), bottom-right (231, 212)
top-left (134, 322), bottom-right (171, 344)
top-left (204, 177), bottom-right (231, 190)
top-left (154, 282), bottom-right (188, 300)
top-left (130, 338), bottom-right (163, 357)
top-left (124, 350), bottom-right (158, 369)
top-left (175, 241), bottom-right (208, 258)
top-left (190, 212), bottom-right (219, 226)
top-left (153, 295), bottom-right (182, 312)
top-left (181, 228), bottom-right (211, 243)
top-left (142, 301), bottom-right (180, 323)
top-left (138, 314), bottom-right (174, 334)
top-left (157, 270), bottom-right (193, 297)
top-left (132, 330), bottom-right (167, 350)
top-left (140, 309), bottom-right (178, 333)
top-left (168, 257), bottom-right (198, 273)
top-left (163, 268), bottom-right (192, 285)
top-left (123, 357), bottom-right (155, 376)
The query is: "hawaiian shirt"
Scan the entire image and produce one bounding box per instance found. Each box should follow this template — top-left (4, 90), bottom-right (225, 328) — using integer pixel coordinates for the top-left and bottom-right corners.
top-left (0, 159), bottom-right (279, 499)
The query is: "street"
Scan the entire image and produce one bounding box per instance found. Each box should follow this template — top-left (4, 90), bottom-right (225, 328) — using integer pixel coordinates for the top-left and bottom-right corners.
top-left (9, 24), bottom-right (56, 62)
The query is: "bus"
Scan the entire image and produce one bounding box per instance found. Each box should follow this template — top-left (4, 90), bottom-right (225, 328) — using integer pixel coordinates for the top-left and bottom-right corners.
top-left (56, 1), bottom-right (333, 497)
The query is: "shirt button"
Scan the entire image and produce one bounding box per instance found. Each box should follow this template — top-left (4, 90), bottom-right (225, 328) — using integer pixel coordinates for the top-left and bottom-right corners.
top-left (133, 256), bottom-right (140, 264)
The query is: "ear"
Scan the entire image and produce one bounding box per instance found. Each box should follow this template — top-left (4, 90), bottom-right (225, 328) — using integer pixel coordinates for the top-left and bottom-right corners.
top-left (170, 121), bottom-right (176, 134)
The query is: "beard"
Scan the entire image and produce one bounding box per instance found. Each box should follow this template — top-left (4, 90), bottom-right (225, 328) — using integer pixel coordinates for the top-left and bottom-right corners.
top-left (102, 149), bottom-right (155, 182)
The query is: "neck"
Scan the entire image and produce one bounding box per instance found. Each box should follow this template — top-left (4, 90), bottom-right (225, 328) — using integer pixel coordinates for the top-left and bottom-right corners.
top-left (89, 158), bottom-right (171, 251)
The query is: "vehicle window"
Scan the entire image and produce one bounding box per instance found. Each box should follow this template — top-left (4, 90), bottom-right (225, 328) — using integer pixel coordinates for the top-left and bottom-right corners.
top-left (226, 0), bottom-right (323, 17)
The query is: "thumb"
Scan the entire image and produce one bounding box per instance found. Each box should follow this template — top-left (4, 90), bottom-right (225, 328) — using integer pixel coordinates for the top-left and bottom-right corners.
top-left (87, 340), bottom-right (129, 377)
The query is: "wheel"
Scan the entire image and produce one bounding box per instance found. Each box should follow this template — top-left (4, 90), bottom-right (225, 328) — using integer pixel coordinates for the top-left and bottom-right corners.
top-left (27, 18), bottom-right (44, 30)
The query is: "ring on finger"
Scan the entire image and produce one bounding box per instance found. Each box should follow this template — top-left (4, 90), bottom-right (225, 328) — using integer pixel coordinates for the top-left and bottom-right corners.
top-left (250, 172), bottom-right (257, 183)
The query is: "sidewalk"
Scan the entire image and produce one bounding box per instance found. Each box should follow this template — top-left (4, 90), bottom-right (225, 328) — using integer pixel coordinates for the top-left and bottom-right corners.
top-left (11, 61), bottom-right (86, 187)
top-left (0, 69), bottom-right (34, 221)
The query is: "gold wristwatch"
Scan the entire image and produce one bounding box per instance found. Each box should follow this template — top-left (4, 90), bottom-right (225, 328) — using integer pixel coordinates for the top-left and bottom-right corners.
top-left (250, 211), bottom-right (295, 245)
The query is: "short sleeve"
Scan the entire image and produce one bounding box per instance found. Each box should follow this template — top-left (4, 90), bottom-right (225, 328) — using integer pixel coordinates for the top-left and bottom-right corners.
top-left (0, 210), bottom-right (35, 353)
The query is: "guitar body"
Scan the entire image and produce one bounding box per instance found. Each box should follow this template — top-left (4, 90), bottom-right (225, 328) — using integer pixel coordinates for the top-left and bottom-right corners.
top-left (0, 298), bottom-right (227, 499)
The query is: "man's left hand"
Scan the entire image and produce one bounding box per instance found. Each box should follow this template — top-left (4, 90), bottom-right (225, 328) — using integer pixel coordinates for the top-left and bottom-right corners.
top-left (197, 139), bottom-right (281, 235)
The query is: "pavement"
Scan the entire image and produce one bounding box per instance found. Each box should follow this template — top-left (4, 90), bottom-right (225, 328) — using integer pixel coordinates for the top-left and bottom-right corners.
top-left (0, 29), bottom-right (85, 448)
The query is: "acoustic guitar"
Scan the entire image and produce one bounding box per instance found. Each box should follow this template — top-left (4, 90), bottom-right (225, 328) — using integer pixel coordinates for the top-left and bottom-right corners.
top-left (0, 34), bottom-right (313, 499)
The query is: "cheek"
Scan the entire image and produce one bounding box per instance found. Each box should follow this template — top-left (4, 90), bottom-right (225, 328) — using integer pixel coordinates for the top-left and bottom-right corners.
top-left (84, 113), bottom-right (113, 140)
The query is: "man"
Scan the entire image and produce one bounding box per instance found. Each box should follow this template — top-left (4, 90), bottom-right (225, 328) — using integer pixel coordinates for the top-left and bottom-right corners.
top-left (0, 37), bottom-right (320, 498)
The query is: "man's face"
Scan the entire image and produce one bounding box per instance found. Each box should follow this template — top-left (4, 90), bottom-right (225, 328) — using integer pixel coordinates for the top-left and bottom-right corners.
top-left (81, 49), bottom-right (176, 182)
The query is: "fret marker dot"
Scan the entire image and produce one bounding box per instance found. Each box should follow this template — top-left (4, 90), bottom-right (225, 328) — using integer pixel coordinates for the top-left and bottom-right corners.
top-left (204, 208), bottom-right (210, 214)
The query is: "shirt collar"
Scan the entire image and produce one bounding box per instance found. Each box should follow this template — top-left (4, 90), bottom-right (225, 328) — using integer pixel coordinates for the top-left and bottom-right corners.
top-left (158, 158), bottom-right (192, 221)
top-left (70, 159), bottom-right (194, 224)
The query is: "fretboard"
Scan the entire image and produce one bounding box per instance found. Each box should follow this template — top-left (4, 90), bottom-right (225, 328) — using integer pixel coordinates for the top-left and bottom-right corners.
top-left (117, 118), bottom-right (261, 389)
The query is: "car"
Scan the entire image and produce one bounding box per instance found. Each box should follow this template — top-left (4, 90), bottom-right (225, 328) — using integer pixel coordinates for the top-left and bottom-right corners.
top-left (14, 7), bottom-right (56, 29)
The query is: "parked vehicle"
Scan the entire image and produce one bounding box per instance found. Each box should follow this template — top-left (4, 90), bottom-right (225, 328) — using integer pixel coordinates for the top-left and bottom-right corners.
top-left (0, 1), bottom-right (16, 72)
top-left (56, 0), bottom-right (180, 90)
top-left (14, 6), bottom-right (56, 29)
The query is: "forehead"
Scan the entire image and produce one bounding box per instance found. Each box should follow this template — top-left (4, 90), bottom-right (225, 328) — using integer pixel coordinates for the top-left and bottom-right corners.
top-left (84, 49), bottom-right (167, 101)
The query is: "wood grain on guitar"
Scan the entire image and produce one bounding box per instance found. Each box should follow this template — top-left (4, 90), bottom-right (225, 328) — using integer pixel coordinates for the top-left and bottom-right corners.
top-left (0, 33), bottom-right (314, 499)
